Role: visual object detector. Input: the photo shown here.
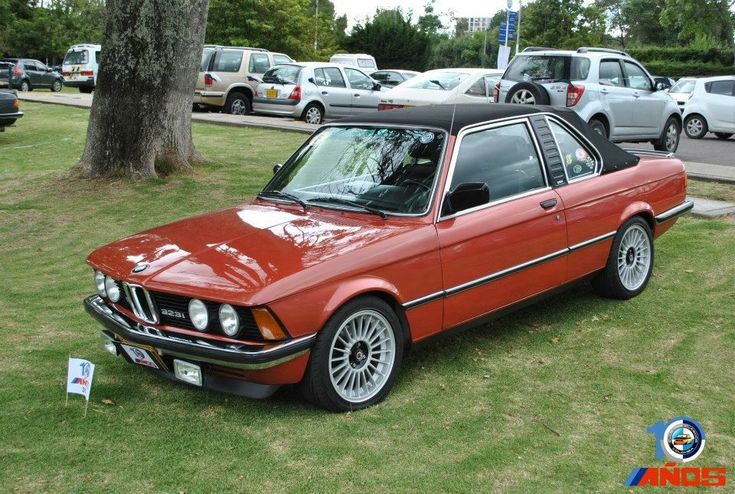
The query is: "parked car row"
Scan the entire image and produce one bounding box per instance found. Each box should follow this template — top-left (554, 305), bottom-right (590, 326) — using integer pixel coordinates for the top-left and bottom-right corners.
top-left (668, 76), bottom-right (735, 140)
top-left (0, 58), bottom-right (64, 92)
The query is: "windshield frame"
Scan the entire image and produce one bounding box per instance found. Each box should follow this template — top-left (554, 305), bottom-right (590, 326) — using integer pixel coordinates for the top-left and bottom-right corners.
top-left (260, 123), bottom-right (450, 218)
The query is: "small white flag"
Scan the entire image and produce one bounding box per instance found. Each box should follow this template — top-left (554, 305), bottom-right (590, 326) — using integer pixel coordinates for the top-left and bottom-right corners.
top-left (66, 358), bottom-right (95, 401)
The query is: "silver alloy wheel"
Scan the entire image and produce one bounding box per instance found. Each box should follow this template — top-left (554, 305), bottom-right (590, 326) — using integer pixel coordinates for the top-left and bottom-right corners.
top-left (230, 98), bottom-right (248, 115)
top-left (305, 106), bottom-right (322, 124)
top-left (617, 224), bottom-right (651, 291)
top-left (328, 309), bottom-right (396, 403)
top-left (686, 117), bottom-right (703, 137)
top-left (665, 122), bottom-right (678, 150)
top-left (510, 89), bottom-right (535, 104)
top-left (20, 81), bottom-right (29, 92)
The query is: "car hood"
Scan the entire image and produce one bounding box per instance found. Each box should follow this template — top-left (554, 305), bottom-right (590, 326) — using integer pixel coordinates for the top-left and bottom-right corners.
top-left (380, 87), bottom-right (454, 106)
top-left (667, 91), bottom-right (690, 104)
top-left (88, 202), bottom-right (420, 306)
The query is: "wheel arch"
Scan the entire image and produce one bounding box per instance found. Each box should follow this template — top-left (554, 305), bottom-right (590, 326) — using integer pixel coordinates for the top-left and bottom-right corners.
top-left (301, 100), bottom-right (326, 119)
top-left (227, 84), bottom-right (253, 101)
top-left (619, 203), bottom-right (655, 234)
top-left (589, 112), bottom-right (610, 135)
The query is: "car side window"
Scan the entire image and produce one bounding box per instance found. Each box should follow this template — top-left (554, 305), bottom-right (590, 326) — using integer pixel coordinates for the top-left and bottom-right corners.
top-left (549, 121), bottom-right (598, 180)
top-left (465, 78), bottom-right (486, 97)
top-left (24, 62), bottom-right (37, 71)
top-left (623, 61), bottom-right (651, 91)
top-left (273, 55), bottom-right (292, 65)
top-left (345, 68), bottom-right (373, 90)
top-left (599, 60), bottom-right (624, 87)
top-left (449, 122), bottom-right (546, 209)
top-left (36, 62), bottom-right (47, 71)
top-left (213, 50), bottom-right (243, 72)
top-left (249, 53), bottom-right (270, 74)
top-left (314, 67), bottom-right (346, 88)
top-left (706, 80), bottom-right (735, 96)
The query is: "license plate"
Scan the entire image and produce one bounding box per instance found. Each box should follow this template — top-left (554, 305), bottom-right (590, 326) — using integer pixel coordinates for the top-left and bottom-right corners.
top-left (120, 344), bottom-right (159, 369)
top-left (266, 88), bottom-right (278, 98)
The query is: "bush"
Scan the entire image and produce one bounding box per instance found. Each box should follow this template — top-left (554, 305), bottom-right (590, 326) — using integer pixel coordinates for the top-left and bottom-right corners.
top-left (628, 46), bottom-right (734, 66)
top-left (642, 61), bottom-right (735, 78)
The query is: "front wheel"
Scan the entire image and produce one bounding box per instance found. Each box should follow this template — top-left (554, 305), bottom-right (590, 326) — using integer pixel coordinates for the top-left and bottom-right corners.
top-left (592, 217), bottom-right (654, 300)
top-left (684, 114), bottom-right (707, 139)
top-left (300, 296), bottom-right (403, 411)
top-left (653, 116), bottom-right (680, 152)
top-left (714, 132), bottom-right (733, 140)
top-left (51, 80), bottom-right (62, 92)
top-left (302, 103), bottom-right (324, 124)
top-left (588, 118), bottom-right (608, 138)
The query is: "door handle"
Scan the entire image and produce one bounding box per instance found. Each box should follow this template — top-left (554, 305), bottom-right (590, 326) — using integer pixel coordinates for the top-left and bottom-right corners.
top-left (321, 91), bottom-right (328, 95)
top-left (540, 198), bottom-right (557, 210)
top-left (633, 92), bottom-right (640, 98)
top-left (354, 94), bottom-right (360, 97)
top-left (600, 89), bottom-right (608, 95)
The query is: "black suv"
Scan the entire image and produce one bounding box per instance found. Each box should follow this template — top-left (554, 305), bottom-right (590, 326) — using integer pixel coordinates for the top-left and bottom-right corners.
top-left (0, 58), bottom-right (64, 92)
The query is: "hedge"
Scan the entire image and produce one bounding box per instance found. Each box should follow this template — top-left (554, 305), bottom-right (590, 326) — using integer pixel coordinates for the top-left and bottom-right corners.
top-left (627, 47), bottom-right (734, 66)
top-left (642, 61), bottom-right (735, 78)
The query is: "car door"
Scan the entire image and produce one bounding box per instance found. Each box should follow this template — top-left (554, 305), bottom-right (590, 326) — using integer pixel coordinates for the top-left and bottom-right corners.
top-left (435, 119), bottom-right (567, 329)
top-left (344, 67), bottom-right (380, 114)
top-left (34, 61), bottom-right (52, 87)
top-left (597, 59), bottom-right (633, 137)
top-left (455, 75), bottom-right (490, 104)
top-left (704, 79), bottom-right (735, 130)
top-left (23, 61), bottom-right (41, 87)
top-left (313, 67), bottom-right (352, 117)
top-left (622, 60), bottom-right (667, 136)
top-left (247, 52), bottom-right (271, 91)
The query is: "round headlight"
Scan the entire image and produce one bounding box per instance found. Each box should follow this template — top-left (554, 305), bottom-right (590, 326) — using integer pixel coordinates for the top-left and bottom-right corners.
top-left (219, 304), bottom-right (240, 337)
top-left (104, 276), bottom-right (121, 302)
top-left (188, 299), bottom-right (209, 331)
top-left (94, 271), bottom-right (106, 297)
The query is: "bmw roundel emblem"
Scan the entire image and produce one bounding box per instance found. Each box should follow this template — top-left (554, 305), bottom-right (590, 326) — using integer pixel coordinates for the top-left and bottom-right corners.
top-left (132, 263), bottom-right (149, 274)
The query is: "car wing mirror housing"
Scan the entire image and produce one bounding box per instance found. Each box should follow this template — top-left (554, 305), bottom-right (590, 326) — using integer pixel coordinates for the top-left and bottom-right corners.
top-left (443, 182), bottom-right (490, 216)
top-left (654, 77), bottom-right (671, 91)
top-left (273, 163), bottom-right (282, 175)
top-left (373, 82), bottom-right (381, 91)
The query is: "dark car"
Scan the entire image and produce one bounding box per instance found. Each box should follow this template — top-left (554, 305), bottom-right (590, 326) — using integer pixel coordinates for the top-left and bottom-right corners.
top-left (370, 69), bottom-right (420, 88)
top-left (0, 58), bottom-right (64, 92)
top-left (0, 89), bottom-right (23, 131)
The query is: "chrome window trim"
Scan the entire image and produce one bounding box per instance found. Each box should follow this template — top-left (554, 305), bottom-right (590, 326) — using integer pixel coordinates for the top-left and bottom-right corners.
top-left (544, 115), bottom-right (604, 184)
top-left (436, 117), bottom-right (551, 223)
top-left (402, 228), bottom-right (618, 309)
top-left (267, 123), bottom-right (450, 218)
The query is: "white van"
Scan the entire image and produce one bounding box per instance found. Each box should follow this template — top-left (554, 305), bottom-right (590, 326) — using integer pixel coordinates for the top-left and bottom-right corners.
top-left (329, 53), bottom-right (378, 72)
top-left (62, 44), bottom-right (101, 93)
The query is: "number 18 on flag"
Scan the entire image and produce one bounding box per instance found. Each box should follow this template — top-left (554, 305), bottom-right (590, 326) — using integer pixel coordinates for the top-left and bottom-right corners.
top-left (66, 358), bottom-right (95, 414)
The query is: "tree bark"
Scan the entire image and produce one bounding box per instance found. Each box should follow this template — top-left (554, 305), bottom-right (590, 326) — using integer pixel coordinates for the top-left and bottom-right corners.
top-left (79, 0), bottom-right (209, 179)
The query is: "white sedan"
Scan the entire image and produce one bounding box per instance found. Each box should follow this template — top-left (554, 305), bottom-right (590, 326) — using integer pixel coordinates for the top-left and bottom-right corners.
top-left (681, 76), bottom-right (735, 140)
top-left (378, 68), bottom-right (504, 111)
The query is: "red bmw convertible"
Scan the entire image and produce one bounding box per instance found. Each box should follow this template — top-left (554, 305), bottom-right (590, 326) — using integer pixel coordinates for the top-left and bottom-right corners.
top-left (84, 104), bottom-right (692, 411)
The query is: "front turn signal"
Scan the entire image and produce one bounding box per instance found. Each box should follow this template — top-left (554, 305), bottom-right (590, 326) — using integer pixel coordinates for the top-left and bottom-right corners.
top-left (252, 307), bottom-right (288, 341)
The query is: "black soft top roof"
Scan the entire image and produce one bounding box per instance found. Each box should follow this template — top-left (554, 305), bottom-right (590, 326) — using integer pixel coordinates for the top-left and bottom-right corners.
top-left (336, 104), bottom-right (639, 173)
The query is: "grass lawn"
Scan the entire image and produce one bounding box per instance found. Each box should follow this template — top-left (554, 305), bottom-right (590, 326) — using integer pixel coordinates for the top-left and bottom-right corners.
top-left (1, 102), bottom-right (734, 493)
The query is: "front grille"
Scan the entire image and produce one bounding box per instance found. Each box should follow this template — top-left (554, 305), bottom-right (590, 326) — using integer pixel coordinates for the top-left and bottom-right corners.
top-left (114, 281), bottom-right (132, 311)
top-left (150, 291), bottom-right (262, 341)
top-left (122, 283), bottom-right (158, 324)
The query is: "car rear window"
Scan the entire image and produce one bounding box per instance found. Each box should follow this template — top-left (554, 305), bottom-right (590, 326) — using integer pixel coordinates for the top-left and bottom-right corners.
top-left (505, 55), bottom-right (590, 82)
top-left (200, 48), bottom-right (215, 71)
top-left (669, 79), bottom-right (695, 93)
top-left (262, 64), bottom-right (302, 84)
top-left (64, 50), bottom-right (88, 65)
top-left (706, 80), bottom-right (735, 96)
top-left (357, 58), bottom-right (376, 69)
top-left (404, 71), bottom-right (470, 91)
top-left (212, 50), bottom-right (243, 72)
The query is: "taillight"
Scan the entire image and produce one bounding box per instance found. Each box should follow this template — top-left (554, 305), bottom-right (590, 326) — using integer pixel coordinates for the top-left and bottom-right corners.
top-left (81, 70), bottom-right (94, 76)
top-left (62, 72), bottom-right (70, 77)
top-left (288, 86), bottom-right (301, 101)
top-left (566, 84), bottom-right (585, 107)
top-left (494, 82), bottom-right (500, 103)
top-left (12, 67), bottom-right (21, 77)
top-left (204, 73), bottom-right (214, 86)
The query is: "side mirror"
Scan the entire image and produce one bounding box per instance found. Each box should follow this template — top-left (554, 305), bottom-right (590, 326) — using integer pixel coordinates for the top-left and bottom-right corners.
top-left (654, 77), bottom-right (671, 91)
top-left (46, 67), bottom-right (53, 72)
top-left (307, 77), bottom-right (316, 85)
top-left (373, 82), bottom-right (381, 91)
top-left (272, 163), bottom-right (282, 175)
top-left (443, 182), bottom-right (490, 215)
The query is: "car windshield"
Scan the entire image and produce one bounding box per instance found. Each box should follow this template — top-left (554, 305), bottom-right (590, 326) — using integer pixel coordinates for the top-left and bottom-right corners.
top-left (669, 79), bottom-right (695, 93)
top-left (505, 55), bottom-right (590, 82)
top-left (262, 64), bottom-right (302, 84)
top-left (263, 126), bottom-right (446, 215)
top-left (63, 50), bottom-right (88, 65)
top-left (403, 71), bottom-right (470, 91)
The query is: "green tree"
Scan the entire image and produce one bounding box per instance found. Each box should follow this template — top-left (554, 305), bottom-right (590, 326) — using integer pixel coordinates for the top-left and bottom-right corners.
top-left (427, 31), bottom-right (497, 69)
top-left (660, 0), bottom-right (734, 46)
top-left (520, 0), bottom-right (603, 49)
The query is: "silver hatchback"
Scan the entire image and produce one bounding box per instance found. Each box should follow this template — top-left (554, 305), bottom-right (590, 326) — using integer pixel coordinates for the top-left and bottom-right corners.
top-left (253, 62), bottom-right (383, 124)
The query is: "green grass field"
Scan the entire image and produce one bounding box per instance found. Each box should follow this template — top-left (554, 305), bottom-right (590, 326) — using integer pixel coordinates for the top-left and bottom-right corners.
top-left (1, 103), bottom-right (733, 493)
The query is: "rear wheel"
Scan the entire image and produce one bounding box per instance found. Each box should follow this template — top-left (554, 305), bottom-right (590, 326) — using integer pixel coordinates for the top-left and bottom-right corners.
top-left (300, 296), bottom-right (403, 412)
top-left (224, 91), bottom-right (251, 115)
top-left (588, 118), bottom-right (608, 138)
top-left (51, 80), bottom-right (62, 92)
top-left (714, 132), bottom-right (733, 140)
top-left (505, 82), bottom-right (550, 105)
top-left (684, 114), bottom-right (707, 139)
top-left (653, 116), bottom-right (680, 152)
top-left (20, 80), bottom-right (30, 92)
top-left (302, 103), bottom-right (324, 124)
top-left (592, 217), bottom-right (654, 300)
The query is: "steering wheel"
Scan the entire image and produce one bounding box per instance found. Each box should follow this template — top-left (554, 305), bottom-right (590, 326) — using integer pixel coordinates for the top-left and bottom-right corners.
top-left (402, 179), bottom-right (431, 191)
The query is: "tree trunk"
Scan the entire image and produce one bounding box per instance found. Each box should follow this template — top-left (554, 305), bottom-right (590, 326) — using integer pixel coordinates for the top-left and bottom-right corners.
top-left (79, 0), bottom-right (209, 179)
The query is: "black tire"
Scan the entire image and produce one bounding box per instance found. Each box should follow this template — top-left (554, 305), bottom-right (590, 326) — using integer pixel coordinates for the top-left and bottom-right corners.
top-left (714, 132), bottom-right (733, 140)
top-left (79, 87), bottom-right (93, 94)
top-left (592, 217), bottom-right (654, 300)
top-left (684, 114), bottom-right (707, 139)
top-left (224, 91), bottom-right (251, 115)
top-left (19, 80), bottom-right (30, 92)
top-left (588, 118), bottom-right (608, 138)
top-left (300, 296), bottom-right (404, 412)
top-left (302, 102), bottom-right (324, 124)
top-left (653, 116), bottom-right (680, 152)
top-left (504, 82), bottom-right (550, 105)
top-left (51, 80), bottom-right (62, 92)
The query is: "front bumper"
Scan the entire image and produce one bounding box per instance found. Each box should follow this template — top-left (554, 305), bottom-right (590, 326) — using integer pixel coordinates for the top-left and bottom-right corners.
top-left (84, 295), bottom-right (316, 397)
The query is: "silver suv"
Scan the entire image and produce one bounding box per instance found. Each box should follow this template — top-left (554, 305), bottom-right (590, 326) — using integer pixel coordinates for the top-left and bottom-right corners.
top-left (496, 47), bottom-right (682, 152)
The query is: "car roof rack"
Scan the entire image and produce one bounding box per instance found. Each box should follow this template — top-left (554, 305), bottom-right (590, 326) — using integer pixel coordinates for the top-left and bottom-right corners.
top-left (216, 45), bottom-right (269, 52)
top-left (577, 47), bottom-right (630, 57)
top-left (522, 47), bottom-right (556, 52)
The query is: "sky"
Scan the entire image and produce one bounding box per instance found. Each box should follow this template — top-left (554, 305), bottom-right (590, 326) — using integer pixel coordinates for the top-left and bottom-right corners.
top-left (331, 0), bottom-right (523, 29)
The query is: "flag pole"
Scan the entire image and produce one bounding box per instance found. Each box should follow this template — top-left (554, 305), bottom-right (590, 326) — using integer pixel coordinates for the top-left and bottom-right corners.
top-left (84, 398), bottom-right (89, 418)
top-left (65, 353), bottom-right (70, 407)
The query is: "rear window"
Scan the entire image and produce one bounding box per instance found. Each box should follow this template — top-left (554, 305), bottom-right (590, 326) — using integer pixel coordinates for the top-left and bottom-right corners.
top-left (505, 55), bottom-right (590, 82)
top-left (262, 64), bottom-right (302, 84)
top-left (64, 50), bottom-right (88, 65)
top-left (273, 54), bottom-right (293, 65)
top-left (706, 80), bottom-right (734, 96)
top-left (212, 50), bottom-right (243, 72)
top-left (357, 58), bottom-right (376, 69)
top-left (404, 71), bottom-right (471, 91)
top-left (669, 79), bottom-right (695, 94)
top-left (200, 48), bottom-right (214, 71)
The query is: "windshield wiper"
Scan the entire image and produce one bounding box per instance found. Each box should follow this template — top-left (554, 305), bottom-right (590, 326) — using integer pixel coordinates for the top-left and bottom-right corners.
top-left (308, 196), bottom-right (387, 219)
top-left (429, 79), bottom-right (446, 89)
top-left (258, 190), bottom-right (308, 211)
